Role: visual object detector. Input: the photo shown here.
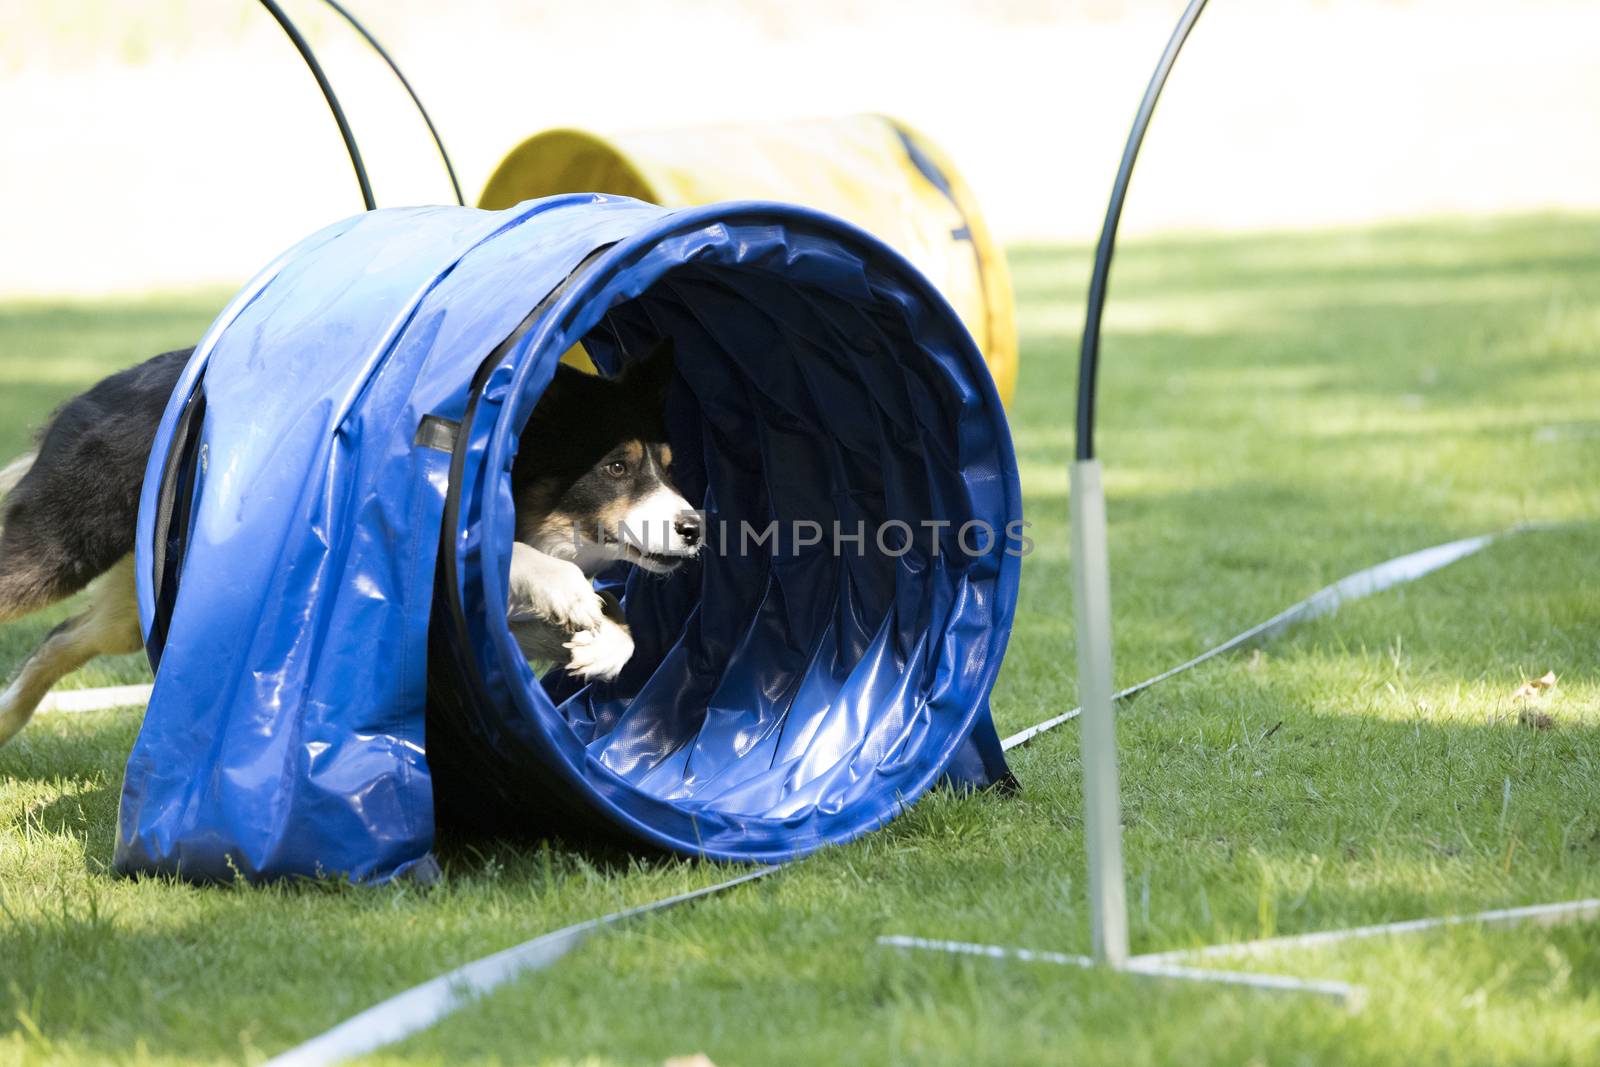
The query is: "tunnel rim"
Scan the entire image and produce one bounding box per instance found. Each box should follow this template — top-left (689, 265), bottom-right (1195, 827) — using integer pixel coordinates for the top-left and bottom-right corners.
top-left (460, 198), bottom-right (1023, 862)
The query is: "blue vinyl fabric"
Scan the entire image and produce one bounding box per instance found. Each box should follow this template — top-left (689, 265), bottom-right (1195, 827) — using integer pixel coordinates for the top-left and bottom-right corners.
top-left (115, 195), bottom-right (1021, 882)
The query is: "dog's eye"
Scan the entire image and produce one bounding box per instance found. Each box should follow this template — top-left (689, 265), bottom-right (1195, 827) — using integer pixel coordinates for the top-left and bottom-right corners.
top-left (604, 460), bottom-right (628, 478)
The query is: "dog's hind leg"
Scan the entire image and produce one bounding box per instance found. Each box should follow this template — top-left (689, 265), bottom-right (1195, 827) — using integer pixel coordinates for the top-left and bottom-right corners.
top-left (0, 555), bottom-right (141, 746)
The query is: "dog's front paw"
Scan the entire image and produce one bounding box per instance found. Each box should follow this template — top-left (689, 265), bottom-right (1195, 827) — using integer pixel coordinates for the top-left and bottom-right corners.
top-left (564, 619), bottom-right (634, 682)
top-left (507, 542), bottom-right (606, 633)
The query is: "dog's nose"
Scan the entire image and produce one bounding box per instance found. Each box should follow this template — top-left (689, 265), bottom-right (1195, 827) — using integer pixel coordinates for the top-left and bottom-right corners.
top-left (674, 512), bottom-right (702, 547)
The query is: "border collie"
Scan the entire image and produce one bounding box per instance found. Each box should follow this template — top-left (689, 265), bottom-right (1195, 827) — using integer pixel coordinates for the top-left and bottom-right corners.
top-left (0, 338), bottom-right (699, 747)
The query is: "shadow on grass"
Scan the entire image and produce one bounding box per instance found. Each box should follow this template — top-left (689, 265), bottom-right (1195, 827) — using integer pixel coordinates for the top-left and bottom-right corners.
top-left (4, 704), bottom-right (1593, 1065)
top-left (0, 711), bottom-right (704, 906)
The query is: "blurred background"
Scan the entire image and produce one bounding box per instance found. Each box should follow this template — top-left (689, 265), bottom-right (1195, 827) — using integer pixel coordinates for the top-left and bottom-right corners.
top-left (1, 0), bottom-right (1596, 296)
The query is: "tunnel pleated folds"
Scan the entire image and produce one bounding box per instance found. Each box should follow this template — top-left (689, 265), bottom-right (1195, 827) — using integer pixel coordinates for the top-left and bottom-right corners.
top-left (116, 195), bottom-right (1022, 883)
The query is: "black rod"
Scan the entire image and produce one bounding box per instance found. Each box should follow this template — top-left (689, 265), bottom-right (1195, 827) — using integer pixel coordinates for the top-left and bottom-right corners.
top-left (256, 0), bottom-right (377, 210)
top-left (318, 0), bottom-right (465, 207)
top-left (1076, 0), bottom-right (1209, 461)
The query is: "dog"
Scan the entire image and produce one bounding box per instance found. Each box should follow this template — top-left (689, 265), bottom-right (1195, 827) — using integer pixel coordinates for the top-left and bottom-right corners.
top-left (0, 337), bottom-right (699, 747)
top-left (504, 339), bottom-right (701, 679)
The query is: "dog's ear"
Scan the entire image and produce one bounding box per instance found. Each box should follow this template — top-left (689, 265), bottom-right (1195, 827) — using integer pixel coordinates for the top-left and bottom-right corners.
top-left (622, 337), bottom-right (675, 407)
top-left (544, 360), bottom-right (590, 395)
top-left (525, 362), bottom-right (591, 429)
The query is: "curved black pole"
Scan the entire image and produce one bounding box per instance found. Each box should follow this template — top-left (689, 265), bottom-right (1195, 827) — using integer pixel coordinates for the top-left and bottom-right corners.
top-left (1076, 0), bottom-right (1209, 461)
top-left (317, 0), bottom-right (466, 207)
top-left (256, 0), bottom-right (376, 211)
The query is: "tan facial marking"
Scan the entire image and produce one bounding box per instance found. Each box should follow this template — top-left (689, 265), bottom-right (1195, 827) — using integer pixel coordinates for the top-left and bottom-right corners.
top-left (517, 477), bottom-right (565, 545)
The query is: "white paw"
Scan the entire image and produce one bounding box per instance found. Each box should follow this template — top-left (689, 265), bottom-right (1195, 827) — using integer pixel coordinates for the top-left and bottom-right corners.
top-left (564, 619), bottom-right (635, 682)
top-left (506, 542), bottom-right (605, 633)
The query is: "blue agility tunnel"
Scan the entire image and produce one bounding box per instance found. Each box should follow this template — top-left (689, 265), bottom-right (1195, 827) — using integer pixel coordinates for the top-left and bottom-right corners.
top-left (114, 195), bottom-right (1022, 883)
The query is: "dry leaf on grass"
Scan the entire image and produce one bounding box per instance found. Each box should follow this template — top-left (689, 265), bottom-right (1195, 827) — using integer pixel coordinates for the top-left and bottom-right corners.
top-left (1510, 671), bottom-right (1557, 701)
top-left (664, 1057), bottom-right (718, 1067)
top-left (1510, 671), bottom-right (1559, 729)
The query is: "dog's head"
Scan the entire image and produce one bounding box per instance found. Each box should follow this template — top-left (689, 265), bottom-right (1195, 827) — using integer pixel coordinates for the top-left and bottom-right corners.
top-left (511, 338), bottom-right (700, 574)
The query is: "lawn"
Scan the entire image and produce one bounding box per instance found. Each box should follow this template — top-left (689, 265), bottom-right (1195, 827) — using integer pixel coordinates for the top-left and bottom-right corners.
top-left (1, 213), bottom-right (1597, 1066)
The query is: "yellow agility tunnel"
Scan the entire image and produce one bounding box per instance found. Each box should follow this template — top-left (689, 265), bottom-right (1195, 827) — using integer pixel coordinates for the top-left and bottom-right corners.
top-left (479, 114), bottom-right (1017, 406)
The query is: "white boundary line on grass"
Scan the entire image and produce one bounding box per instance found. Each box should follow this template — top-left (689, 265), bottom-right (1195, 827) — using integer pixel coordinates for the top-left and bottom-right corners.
top-left (37, 683), bottom-right (153, 714)
top-left (262, 866), bottom-right (779, 1067)
top-left (1135, 897), bottom-right (1600, 964)
top-left (877, 935), bottom-right (1361, 1005)
top-left (998, 531), bottom-right (1500, 752)
top-left (880, 896), bottom-right (1600, 1008)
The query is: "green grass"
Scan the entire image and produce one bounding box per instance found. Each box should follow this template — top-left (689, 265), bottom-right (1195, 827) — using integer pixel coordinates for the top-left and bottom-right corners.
top-left (2, 214), bottom-right (1597, 1066)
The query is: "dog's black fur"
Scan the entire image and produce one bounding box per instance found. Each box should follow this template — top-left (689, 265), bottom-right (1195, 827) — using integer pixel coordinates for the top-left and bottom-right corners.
top-left (0, 347), bottom-right (192, 619)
